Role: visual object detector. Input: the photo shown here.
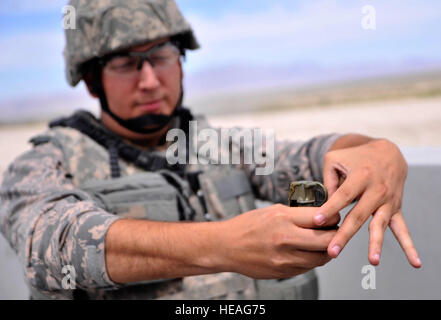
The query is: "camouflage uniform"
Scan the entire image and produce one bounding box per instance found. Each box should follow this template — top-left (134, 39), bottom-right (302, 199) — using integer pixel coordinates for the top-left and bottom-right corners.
top-left (0, 111), bottom-right (340, 299)
top-left (0, 0), bottom-right (342, 299)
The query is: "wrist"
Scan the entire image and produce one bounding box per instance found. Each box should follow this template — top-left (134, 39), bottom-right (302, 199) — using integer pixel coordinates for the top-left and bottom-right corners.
top-left (192, 220), bottom-right (233, 273)
top-left (329, 133), bottom-right (375, 151)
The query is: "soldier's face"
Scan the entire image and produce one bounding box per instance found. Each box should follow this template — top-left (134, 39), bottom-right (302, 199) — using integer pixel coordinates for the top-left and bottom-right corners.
top-left (100, 38), bottom-right (183, 136)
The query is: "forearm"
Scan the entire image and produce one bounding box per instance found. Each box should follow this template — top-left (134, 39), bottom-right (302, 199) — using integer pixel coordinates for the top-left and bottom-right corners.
top-left (105, 204), bottom-right (339, 283)
top-left (105, 219), bottom-right (227, 284)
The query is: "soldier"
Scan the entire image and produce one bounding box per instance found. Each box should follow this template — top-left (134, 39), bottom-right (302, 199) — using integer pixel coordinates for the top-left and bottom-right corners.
top-left (0, 0), bottom-right (420, 300)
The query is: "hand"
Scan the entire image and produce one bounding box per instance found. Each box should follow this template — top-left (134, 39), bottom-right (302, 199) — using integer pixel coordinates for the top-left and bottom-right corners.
top-left (316, 138), bottom-right (421, 268)
top-left (219, 204), bottom-right (339, 279)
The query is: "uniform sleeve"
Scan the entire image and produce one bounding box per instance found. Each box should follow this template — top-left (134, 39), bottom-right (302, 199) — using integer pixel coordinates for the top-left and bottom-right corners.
top-left (0, 142), bottom-right (122, 298)
top-left (233, 132), bottom-right (342, 203)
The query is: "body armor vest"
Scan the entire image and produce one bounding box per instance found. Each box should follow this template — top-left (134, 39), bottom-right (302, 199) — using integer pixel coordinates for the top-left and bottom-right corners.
top-left (31, 110), bottom-right (318, 300)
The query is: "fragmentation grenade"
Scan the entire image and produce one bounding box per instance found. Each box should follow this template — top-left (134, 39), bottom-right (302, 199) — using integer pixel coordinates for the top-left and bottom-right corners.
top-left (288, 181), bottom-right (328, 207)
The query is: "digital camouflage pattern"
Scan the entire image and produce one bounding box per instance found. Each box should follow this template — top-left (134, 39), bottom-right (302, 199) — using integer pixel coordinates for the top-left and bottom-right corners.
top-left (64, 0), bottom-right (200, 86)
top-left (0, 111), bottom-right (341, 299)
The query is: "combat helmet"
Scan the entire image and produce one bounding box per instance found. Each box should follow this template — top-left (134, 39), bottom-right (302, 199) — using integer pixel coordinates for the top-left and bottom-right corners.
top-left (63, 0), bottom-right (200, 133)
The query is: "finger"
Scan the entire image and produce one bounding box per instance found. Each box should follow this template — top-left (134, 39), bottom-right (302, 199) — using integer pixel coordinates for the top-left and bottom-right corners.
top-left (314, 176), bottom-right (367, 226)
top-left (288, 250), bottom-right (332, 269)
top-left (323, 162), bottom-right (341, 198)
top-left (368, 205), bottom-right (391, 266)
top-left (284, 207), bottom-right (341, 229)
top-left (389, 213), bottom-right (422, 268)
top-left (285, 227), bottom-right (338, 251)
top-left (311, 212), bottom-right (340, 230)
top-left (327, 189), bottom-right (383, 258)
top-left (314, 214), bottom-right (341, 230)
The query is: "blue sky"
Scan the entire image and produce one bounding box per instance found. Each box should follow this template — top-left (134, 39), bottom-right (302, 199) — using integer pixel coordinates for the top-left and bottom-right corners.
top-left (0, 0), bottom-right (441, 101)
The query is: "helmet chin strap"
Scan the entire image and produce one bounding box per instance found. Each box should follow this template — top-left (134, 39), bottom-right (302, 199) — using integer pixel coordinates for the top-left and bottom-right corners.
top-left (98, 89), bottom-right (184, 134)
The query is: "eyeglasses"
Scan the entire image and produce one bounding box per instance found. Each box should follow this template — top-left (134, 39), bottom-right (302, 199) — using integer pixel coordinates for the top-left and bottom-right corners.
top-left (101, 41), bottom-right (181, 79)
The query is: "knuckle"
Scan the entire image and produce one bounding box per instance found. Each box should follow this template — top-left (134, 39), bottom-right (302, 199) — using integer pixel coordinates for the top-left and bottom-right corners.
top-left (273, 211), bottom-right (289, 222)
top-left (271, 232), bottom-right (291, 248)
top-left (269, 256), bottom-right (290, 270)
top-left (268, 256), bottom-right (279, 268)
top-left (392, 198), bottom-right (402, 211)
top-left (370, 216), bottom-right (388, 233)
top-left (270, 204), bottom-right (286, 217)
top-left (274, 203), bottom-right (284, 209)
top-left (271, 203), bottom-right (283, 213)
top-left (274, 203), bottom-right (289, 215)
top-left (338, 227), bottom-right (353, 242)
top-left (375, 183), bottom-right (389, 198)
top-left (339, 187), bottom-right (353, 203)
top-left (325, 231), bottom-right (337, 245)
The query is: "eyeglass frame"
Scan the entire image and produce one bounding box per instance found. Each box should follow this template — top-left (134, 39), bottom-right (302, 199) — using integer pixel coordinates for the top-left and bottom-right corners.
top-left (98, 40), bottom-right (184, 78)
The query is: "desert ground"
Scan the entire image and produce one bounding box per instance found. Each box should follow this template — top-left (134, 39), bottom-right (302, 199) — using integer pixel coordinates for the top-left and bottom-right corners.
top-left (1, 96), bottom-right (440, 182)
top-left (209, 96), bottom-right (441, 145)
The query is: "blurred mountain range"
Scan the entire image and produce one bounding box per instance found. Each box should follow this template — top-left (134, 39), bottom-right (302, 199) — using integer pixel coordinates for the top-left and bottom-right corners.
top-left (185, 59), bottom-right (441, 95)
top-left (1, 59), bottom-right (441, 124)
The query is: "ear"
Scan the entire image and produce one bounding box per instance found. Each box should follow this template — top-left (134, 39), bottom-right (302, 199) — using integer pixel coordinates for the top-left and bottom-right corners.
top-left (83, 72), bottom-right (99, 98)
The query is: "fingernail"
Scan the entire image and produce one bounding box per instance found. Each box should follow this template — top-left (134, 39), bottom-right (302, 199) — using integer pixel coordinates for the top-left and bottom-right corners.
top-left (374, 253), bottom-right (380, 262)
top-left (416, 258), bottom-right (422, 266)
top-left (332, 245), bottom-right (341, 257)
top-left (314, 214), bottom-right (325, 226)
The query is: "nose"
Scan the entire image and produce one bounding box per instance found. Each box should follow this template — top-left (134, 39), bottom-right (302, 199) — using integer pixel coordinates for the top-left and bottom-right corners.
top-left (137, 60), bottom-right (160, 90)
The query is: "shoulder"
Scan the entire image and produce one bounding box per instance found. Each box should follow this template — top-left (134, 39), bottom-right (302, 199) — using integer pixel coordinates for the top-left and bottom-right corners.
top-left (30, 126), bottom-right (104, 154)
top-left (27, 126), bottom-right (111, 184)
